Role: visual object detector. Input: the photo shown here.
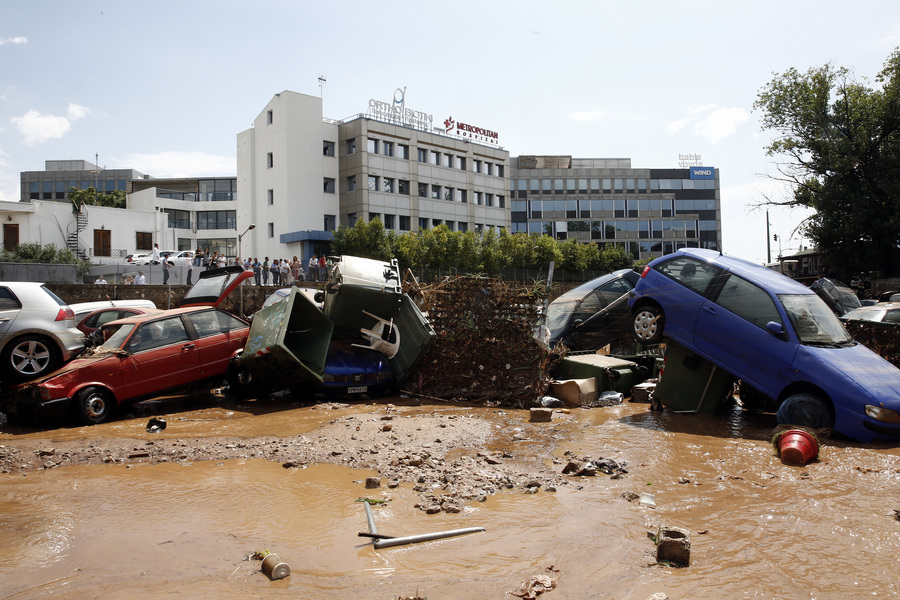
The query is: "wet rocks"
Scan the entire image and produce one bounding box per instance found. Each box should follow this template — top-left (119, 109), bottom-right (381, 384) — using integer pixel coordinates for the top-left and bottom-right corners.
top-left (529, 408), bottom-right (553, 422)
top-left (562, 455), bottom-right (628, 478)
top-left (655, 525), bottom-right (691, 567)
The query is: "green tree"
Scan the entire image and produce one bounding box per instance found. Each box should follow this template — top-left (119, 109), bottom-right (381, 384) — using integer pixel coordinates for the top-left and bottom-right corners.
top-left (330, 218), bottom-right (393, 260)
top-left (69, 186), bottom-right (126, 209)
top-left (754, 49), bottom-right (900, 277)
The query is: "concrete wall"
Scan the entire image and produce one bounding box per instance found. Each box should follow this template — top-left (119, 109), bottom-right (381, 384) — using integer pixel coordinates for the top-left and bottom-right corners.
top-left (0, 263), bottom-right (78, 283)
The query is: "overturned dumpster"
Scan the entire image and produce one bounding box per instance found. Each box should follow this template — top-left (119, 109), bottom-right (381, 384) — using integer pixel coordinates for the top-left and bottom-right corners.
top-left (232, 256), bottom-right (436, 398)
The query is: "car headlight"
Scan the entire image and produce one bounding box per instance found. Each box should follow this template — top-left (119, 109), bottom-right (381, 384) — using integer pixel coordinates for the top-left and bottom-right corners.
top-left (865, 404), bottom-right (900, 423)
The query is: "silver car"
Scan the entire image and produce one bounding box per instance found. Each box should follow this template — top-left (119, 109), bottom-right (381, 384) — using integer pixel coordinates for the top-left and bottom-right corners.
top-left (0, 282), bottom-right (86, 382)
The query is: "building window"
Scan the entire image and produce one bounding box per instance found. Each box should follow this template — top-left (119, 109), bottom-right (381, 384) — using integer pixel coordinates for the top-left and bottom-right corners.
top-left (136, 232), bottom-right (152, 250)
top-left (267, 153), bottom-right (273, 168)
top-left (431, 151), bottom-right (440, 165)
top-left (384, 214), bottom-right (395, 229)
top-left (418, 182), bottom-right (427, 197)
top-left (369, 212), bottom-right (381, 222)
top-left (324, 214), bottom-right (336, 231)
top-left (498, 195), bottom-right (505, 208)
top-left (346, 139), bottom-right (356, 155)
top-left (433, 219), bottom-right (443, 228)
top-left (382, 177), bottom-right (394, 193)
top-left (368, 176), bottom-right (378, 191)
top-left (417, 148), bottom-right (427, 163)
top-left (398, 180), bottom-right (410, 195)
top-left (458, 222), bottom-right (468, 233)
top-left (324, 178), bottom-right (335, 193)
top-left (474, 191), bottom-right (483, 205)
top-left (485, 193), bottom-right (494, 207)
top-left (444, 187), bottom-right (453, 201)
top-left (419, 218), bottom-right (429, 230)
top-left (398, 145), bottom-right (409, 159)
top-left (347, 175), bottom-right (357, 191)
top-left (497, 165), bottom-right (504, 177)
top-left (485, 162), bottom-right (493, 176)
top-left (268, 189), bottom-right (274, 205)
top-left (456, 189), bottom-right (467, 203)
top-left (268, 223), bottom-right (274, 238)
top-left (198, 210), bottom-right (236, 230)
top-left (323, 141), bottom-right (335, 156)
top-left (444, 153), bottom-right (453, 167)
top-left (367, 138), bottom-right (379, 154)
top-left (446, 221), bottom-right (455, 231)
top-left (383, 141), bottom-right (394, 157)
top-left (267, 110), bottom-right (273, 124)
top-left (431, 185), bottom-right (441, 199)
top-left (399, 215), bottom-right (410, 231)
top-left (473, 159), bottom-right (482, 173)
top-left (456, 156), bottom-right (466, 170)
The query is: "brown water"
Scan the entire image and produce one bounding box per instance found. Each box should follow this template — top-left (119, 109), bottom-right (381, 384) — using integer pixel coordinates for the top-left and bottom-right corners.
top-left (2, 399), bottom-right (899, 599)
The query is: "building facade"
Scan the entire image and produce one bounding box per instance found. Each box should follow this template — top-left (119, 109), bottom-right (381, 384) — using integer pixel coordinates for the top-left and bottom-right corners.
top-left (20, 160), bottom-right (145, 204)
top-left (237, 90), bottom-right (509, 263)
top-left (511, 156), bottom-right (720, 260)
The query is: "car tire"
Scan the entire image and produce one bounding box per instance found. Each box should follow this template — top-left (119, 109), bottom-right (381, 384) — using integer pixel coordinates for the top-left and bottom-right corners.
top-left (632, 305), bottom-right (665, 345)
top-left (226, 359), bottom-right (267, 399)
top-left (1, 334), bottom-right (62, 382)
top-left (74, 386), bottom-right (115, 425)
top-left (776, 393), bottom-right (835, 430)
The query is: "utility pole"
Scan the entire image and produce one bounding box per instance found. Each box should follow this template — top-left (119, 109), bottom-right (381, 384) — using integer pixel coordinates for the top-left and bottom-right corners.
top-left (766, 210), bottom-right (771, 264)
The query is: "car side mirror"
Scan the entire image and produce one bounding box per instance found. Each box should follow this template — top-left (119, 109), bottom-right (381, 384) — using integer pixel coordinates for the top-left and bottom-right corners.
top-left (766, 321), bottom-right (785, 337)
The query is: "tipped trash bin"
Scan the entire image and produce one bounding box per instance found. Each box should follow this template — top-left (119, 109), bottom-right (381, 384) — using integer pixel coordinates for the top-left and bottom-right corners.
top-left (777, 428), bottom-right (819, 466)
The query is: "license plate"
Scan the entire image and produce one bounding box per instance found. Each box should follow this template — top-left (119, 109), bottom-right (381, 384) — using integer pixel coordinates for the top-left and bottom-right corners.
top-left (347, 386), bottom-right (368, 394)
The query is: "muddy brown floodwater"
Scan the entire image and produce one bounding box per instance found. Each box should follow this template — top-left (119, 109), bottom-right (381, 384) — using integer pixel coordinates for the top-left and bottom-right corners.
top-left (1, 393), bottom-right (899, 599)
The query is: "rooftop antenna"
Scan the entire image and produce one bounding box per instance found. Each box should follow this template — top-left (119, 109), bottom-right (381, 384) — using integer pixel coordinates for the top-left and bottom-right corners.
top-left (318, 74), bottom-right (327, 98)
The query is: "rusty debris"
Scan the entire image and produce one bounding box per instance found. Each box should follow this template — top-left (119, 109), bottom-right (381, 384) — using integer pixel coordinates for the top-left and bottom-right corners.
top-left (402, 276), bottom-right (564, 407)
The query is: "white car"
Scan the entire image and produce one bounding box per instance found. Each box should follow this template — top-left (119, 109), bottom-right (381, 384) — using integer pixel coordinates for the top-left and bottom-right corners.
top-left (164, 250), bottom-right (195, 266)
top-left (0, 282), bottom-right (86, 382)
top-left (69, 300), bottom-right (158, 325)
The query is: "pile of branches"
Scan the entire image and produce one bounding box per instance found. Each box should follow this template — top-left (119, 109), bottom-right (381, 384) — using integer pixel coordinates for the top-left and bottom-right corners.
top-left (402, 276), bottom-right (565, 407)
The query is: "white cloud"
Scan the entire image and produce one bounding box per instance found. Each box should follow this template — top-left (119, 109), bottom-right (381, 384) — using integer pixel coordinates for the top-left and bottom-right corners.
top-left (667, 104), bottom-right (748, 144)
top-left (0, 37), bottom-right (28, 46)
top-left (694, 107), bottom-right (749, 145)
top-left (120, 151), bottom-right (235, 178)
top-left (11, 103), bottom-right (91, 146)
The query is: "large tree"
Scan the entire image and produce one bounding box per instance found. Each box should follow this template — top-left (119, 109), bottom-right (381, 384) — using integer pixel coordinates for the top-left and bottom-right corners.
top-left (754, 49), bottom-right (900, 277)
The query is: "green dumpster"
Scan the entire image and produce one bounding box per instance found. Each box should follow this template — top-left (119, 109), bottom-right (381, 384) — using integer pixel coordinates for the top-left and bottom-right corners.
top-left (555, 354), bottom-right (640, 394)
top-left (239, 287), bottom-right (334, 391)
top-left (324, 256), bottom-right (403, 335)
top-left (651, 342), bottom-right (735, 414)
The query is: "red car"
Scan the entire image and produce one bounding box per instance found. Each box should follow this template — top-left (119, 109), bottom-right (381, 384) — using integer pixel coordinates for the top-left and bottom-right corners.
top-left (76, 306), bottom-right (162, 337)
top-left (21, 267), bottom-right (253, 426)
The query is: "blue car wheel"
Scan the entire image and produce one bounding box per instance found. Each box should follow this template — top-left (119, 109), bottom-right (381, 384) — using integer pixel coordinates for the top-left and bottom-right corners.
top-left (633, 305), bottom-right (664, 345)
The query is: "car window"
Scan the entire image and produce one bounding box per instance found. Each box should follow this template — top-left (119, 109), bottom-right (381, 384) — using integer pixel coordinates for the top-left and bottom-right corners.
top-left (884, 310), bottom-right (900, 324)
top-left (40, 285), bottom-right (68, 307)
top-left (714, 274), bottom-right (782, 329)
top-left (0, 287), bottom-right (21, 310)
top-left (94, 310), bottom-right (129, 327)
top-left (658, 257), bottom-right (722, 295)
top-left (188, 309), bottom-right (246, 338)
top-left (597, 278), bottom-right (632, 305)
top-left (574, 292), bottom-right (602, 321)
top-left (781, 294), bottom-right (853, 345)
top-left (129, 317), bottom-right (190, 353)
top-left (842, 307), bottom-right (885, 322)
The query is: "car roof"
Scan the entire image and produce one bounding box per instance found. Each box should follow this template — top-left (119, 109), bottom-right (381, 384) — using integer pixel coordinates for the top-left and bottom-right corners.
top-left (654, 248), bottom-right (814, 295)
top-left (101, 305), bottom-right (235, 328)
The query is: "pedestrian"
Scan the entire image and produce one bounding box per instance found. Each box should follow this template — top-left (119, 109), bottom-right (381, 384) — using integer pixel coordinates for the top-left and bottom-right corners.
top-left (262, 257), bottom-right (270, 285)
top-left (281, 258), bottom-right (292, 286)
top-left (186, 264), bottom-right (193, 286)
top-left (217, 253), bottom-right (226, 268)
top-left (318, 254), bottom-right (327, 281)
top-left (194, 246), bottom-right (204, 267)
top-left (209, 251), bottom-right (218, 271)
top-left (292, 256), bottom-right (302, 282)
top-left (94, 275), bottom-right (108, 284)
top-left (272, 259), bottom-right (281, 286)
top-left (252, 258), bottom-right (261, 285)
top-left (162, 259), bottom-right (171, 284)
top-left (136, 270), bottom-right (146, 285)
top-left (309, 254), bottom-right (318, 281)
top-left (152, 243), bottom-right (160, 263)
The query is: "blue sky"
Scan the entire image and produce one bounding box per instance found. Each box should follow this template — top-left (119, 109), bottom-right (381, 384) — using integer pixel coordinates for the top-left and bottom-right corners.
top-left (2, 0), bottom-right (899, 264)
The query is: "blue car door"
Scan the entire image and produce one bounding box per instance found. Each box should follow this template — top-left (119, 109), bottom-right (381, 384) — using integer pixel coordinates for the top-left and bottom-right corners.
top-left (693, 273), bottom-right (798, 398)
top-left (652, 256), bottom-right (724, 346)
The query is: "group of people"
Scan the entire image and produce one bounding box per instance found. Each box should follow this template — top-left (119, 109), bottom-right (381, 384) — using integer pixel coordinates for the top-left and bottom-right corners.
top-left (223, 254), bottom-right (332, 286)
top-left (193, 247), bottom-right (227, 270)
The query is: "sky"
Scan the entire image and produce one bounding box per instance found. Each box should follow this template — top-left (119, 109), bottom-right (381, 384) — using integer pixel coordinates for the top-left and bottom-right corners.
top-left (2, 0), bottom-right (899, 265)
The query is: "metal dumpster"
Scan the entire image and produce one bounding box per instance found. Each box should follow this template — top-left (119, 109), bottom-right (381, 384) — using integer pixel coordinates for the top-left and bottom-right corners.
top-left (554, 354), bottom-right (640, 395)
top-left (238, 287), bottom-right (334, 392)
top-left (324, 256), bottom-right (403, 335)
top-left (650, 341), bottom-right (735, 414)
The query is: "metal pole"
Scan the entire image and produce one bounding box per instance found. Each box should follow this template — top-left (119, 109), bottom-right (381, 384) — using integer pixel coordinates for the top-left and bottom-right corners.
top-left (373, 527), bottom-right (485, 549)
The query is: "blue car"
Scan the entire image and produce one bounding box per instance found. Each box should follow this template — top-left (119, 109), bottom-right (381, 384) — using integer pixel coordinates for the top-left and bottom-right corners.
top-left (628, 248), bottom-right (900, 443)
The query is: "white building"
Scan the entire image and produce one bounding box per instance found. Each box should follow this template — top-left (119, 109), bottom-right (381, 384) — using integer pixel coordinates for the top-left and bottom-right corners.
top-left (237, 90), bottom-right (509, 263)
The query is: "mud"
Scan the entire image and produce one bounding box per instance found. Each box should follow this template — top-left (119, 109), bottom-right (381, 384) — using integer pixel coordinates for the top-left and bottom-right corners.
top-left (2, 394), bottom-right (899, 599)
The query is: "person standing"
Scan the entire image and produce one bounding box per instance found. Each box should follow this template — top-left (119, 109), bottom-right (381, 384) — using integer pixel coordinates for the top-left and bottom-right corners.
top-left (194, 246), bottom-right (204, 267)
top-left (94, 275), bottom-right (108, 284)
top-left (262, 257), bottom-right (270, 285)
top-left (281, 258), bottom-right (292, 286)
top-left (308, 254), bottom-right (318, 281)
top-left (318, 254), bottom-right (327, 281)
top-left (208, 251), bottom-right (218, 271)
top-left (136, 270), bottom-right (146, 284)
top-left (162, 259), bottom-right (171, 284)
top-left (152, 243), bottom-right (160, 263)
top-left (272, 259), bottom-right (281, 286)
top-left (253, 258), bottom-right (261, 286)
top-left (186, 263), bottom-right (193, 286)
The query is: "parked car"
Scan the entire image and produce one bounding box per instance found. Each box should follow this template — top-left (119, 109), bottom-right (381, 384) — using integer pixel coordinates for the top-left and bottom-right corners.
top-left (70, 299), bottom-right (158, 325)
top-left (545, 268), bottom-right (639, 351)
top-left (164, 250), bottom-right (195, 266)
top-left (16, 266), bottom-right (254, 425)
top-left (125, 253), bottom-right (148, 264)
top-left (76, 306), bottom-right (162, 337)
top-left (809, 277), bottom-right (861, 316)
top-left (0, 283), bottom-right (86, 383)
top-left (839, 302), bottom-right (900, 325)
top-left (628, 248), bottom-right (900, 443)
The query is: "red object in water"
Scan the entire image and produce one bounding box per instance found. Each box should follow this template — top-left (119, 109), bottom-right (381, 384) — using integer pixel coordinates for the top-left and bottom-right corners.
top-left (779, 429), bottom-right (819, 466)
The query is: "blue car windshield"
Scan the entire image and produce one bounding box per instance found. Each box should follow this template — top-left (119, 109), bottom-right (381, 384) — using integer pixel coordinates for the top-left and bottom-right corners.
top-left (780, 294), bottom-right (853, 346)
